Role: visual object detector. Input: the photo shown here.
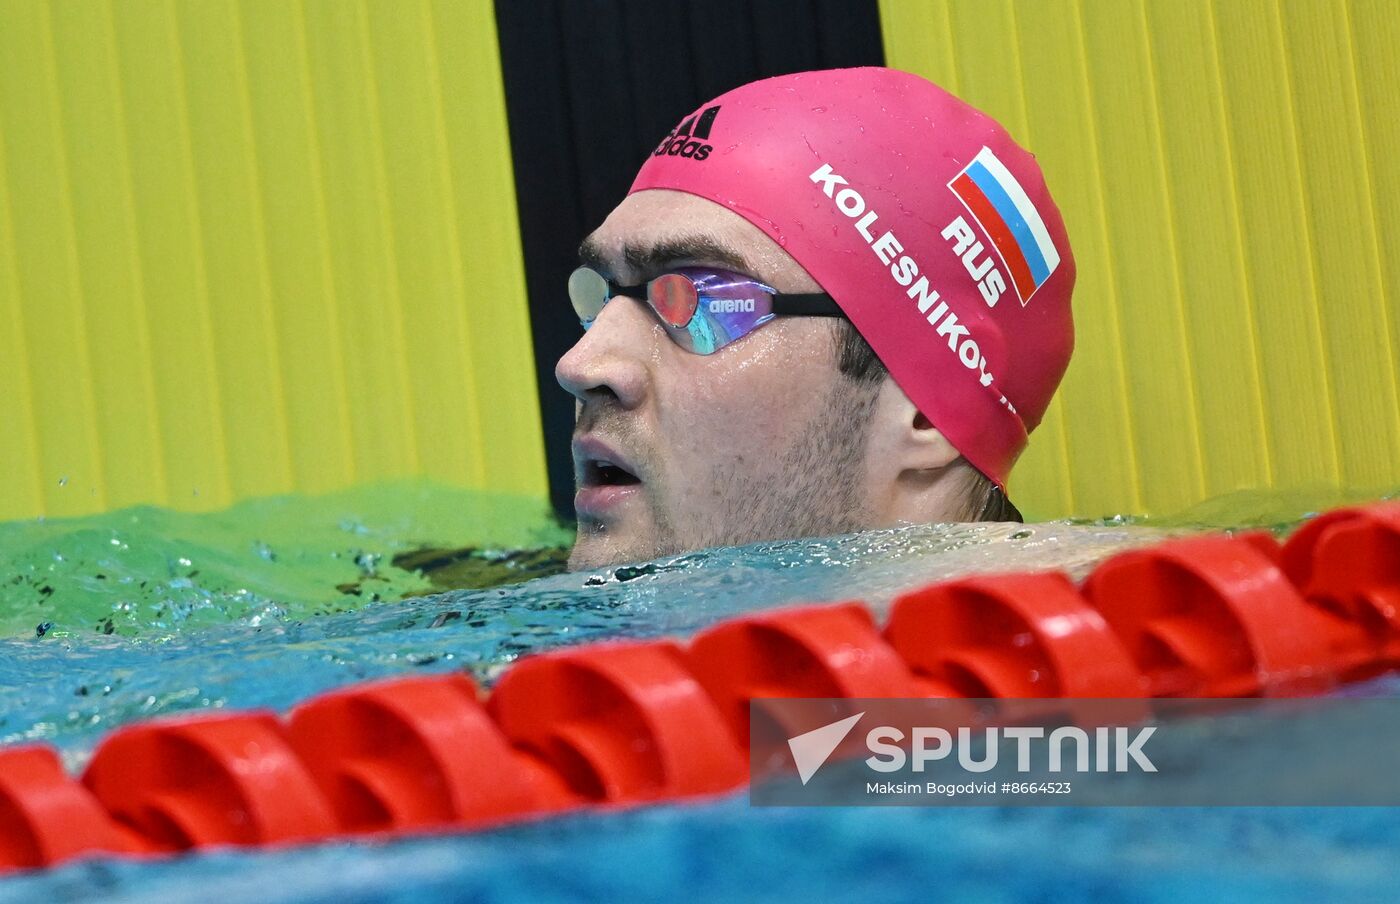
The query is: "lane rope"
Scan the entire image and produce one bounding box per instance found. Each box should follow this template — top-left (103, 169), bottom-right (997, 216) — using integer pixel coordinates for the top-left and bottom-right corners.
top-left (2, 502), bottom-right (1396, 873)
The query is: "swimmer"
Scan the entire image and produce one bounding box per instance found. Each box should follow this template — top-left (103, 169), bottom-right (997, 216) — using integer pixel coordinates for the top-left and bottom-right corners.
top-left (559, 68), bottom-right (1076, 571)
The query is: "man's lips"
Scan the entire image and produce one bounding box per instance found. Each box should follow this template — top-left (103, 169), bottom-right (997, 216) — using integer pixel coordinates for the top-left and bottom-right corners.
top-left (573, 434), bottom-right (643, 518)
top-left (574, 482), bottom-right (642, 519)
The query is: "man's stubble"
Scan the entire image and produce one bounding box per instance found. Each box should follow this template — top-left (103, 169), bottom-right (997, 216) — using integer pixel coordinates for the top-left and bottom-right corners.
top-left (569, 377), bottom-right (880, 570)
top-left (693, 377), bottom-right (880, 552)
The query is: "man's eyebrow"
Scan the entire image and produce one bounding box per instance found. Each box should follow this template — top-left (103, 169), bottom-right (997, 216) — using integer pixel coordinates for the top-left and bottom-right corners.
top-left (576, 235), bottom-right (755, 284)
top-left (577, 236), bottom-right (610, 273)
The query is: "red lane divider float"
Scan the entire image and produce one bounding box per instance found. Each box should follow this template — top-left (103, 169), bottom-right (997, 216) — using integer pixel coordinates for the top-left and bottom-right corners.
top-left (885, 572), bottom-right (1144, 698)
top-left (83, 712), bottom-right (338, 851)
top-left (1280, 502), bottom-right (1400, 676)
top-left (288, 674), bottom-right (552, 832)
top-left (688, 603), bottom-right (918, 743)
top-left (0, 746), bottom-right (139, 871)
top-left (2, 501), bottom-right (1396, 874)
top-left (488, 640), bottom-right (746, 804)
top-left (687, 603), bottom-right (919, 755)
top-left (1082, 535), bottom-right (1335, 697)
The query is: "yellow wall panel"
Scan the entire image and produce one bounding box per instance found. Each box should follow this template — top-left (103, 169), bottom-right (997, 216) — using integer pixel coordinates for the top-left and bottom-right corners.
top-left (235, 0), bottom-right (358, 493)
top-left (364, 0), bottom-right (487, 485)
top-left (302, 0), bottom-right (419, 481)
top-left (1277, 0), bottom-right (1400, 486)
top-left (882, 0), bottom-right (957, 91)
top-left (1350, 0), bottom-right (1400, 429)
top-left (0, 0), bottom-right (546, 521)
top-left (881, 0), bottom-right (1400, 518)
top-left (172, 0), bottom-right (294, 502)
top-left (1210, 1), bottom-right (1341, 490)
top-left (1078, 2), bottom-right (1208, 514)
top-left (0, 0), bottom-right (108, 516)
top-left (429, 0), bottom-right (545, 496)
top-left (1143, 0), bottom-right (1272, 497)
top-left (110, 0), bottom-right (236, 511)
top-left (0, 136), bottom-right (45, 518)
top-left (49, 2), bottom-right (168, 512)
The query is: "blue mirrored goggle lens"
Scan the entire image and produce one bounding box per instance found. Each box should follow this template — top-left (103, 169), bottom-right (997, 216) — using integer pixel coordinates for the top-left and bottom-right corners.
top-left (646, 273), bottom-right (699, 328)
top-left (566, 266), bottom-right (777, 355)
top-left (666, 268), bottom-right (776, 354)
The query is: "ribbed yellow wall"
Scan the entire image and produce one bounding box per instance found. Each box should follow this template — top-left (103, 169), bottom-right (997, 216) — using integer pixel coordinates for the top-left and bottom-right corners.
top-left (882, 0), bottom-right (1400, 519)
top-left (0, 0), bottom-right (546, 521)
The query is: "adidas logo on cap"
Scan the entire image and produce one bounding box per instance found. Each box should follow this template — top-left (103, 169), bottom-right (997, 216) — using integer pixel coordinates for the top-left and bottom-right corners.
top-left (653, 105), bottom-right (721, 161)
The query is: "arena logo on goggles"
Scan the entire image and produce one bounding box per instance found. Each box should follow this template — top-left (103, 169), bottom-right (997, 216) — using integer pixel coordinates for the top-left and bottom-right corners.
top-left (809, 163), bottom-right (999, 392)
top-left (708, 298), bottom-right (756, 313)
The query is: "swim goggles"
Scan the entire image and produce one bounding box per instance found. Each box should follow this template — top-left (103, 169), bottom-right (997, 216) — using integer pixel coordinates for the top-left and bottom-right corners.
top-left (567, 266), bottom-right (846, 355)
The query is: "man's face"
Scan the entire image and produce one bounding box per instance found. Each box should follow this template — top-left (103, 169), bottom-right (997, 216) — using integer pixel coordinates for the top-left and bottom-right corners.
top-left (556, 189), bottom-right (878, 571)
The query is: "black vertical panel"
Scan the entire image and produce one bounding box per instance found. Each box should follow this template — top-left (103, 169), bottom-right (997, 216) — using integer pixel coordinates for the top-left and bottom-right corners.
top-left (749, 2), bottom-right (821, 74)
top-left (685, 1), bottom-right (759, 100)
top-left (620, 4), bottom-right (697, 153)
top-left (557, 1), bottom-right (639, 218)
top-left (494, 0), bottom-right (885, 520)
top-left (813, 0), bottom-right (886, 66)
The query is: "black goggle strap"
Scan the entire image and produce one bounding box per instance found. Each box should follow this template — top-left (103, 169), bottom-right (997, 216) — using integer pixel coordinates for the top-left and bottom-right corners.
top-left (604, 280), bottom-right (847, 319)
top-left (768, 293), bottom-right (845, 317)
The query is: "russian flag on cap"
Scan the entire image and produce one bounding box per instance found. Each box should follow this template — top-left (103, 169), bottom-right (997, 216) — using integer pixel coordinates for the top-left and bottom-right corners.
top-left (948, 147), bottom-right (1061, 306)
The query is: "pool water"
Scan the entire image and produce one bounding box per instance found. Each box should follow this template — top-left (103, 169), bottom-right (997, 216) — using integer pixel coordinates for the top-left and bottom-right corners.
top-left (1, 481), bottom-right (1397, 901)
top-left (0, 481), bottom-right (572, 641)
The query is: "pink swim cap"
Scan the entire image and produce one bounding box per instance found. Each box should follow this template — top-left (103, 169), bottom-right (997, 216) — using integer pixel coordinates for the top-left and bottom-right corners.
top-left (630, 67), bottom-right (1075, 488)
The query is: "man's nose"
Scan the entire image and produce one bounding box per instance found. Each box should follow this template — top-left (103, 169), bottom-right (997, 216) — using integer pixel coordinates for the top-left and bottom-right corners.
top-left (555, 295), bottom-right (657, 410)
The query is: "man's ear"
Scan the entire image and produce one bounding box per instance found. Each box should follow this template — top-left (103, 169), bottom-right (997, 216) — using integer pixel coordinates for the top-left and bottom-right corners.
top-left (872, 379), bottom-right (962, 473)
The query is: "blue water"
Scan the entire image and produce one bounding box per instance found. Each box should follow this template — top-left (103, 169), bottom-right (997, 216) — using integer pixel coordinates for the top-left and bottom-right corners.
top-left (2, 519), bottom-right (1166, 763)
top-left (3, 508), bottom-right (1399, 900)
top-left (6, 802), bottom-right (1400, 903)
